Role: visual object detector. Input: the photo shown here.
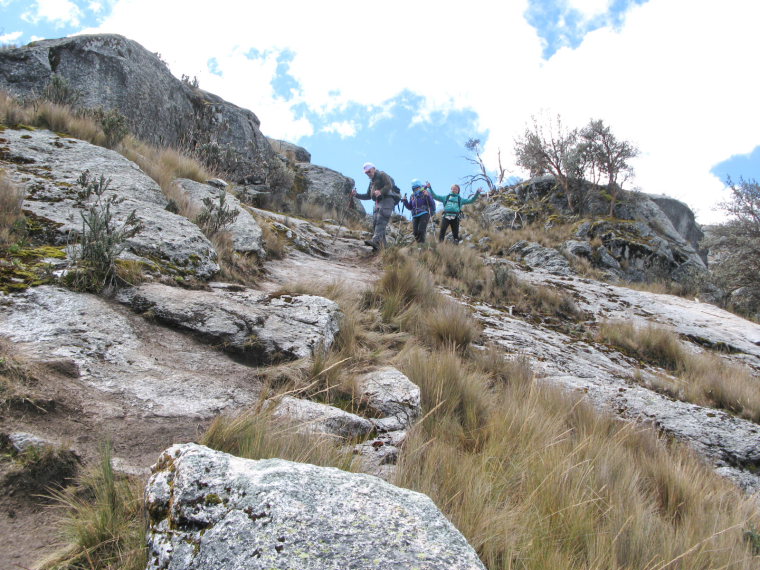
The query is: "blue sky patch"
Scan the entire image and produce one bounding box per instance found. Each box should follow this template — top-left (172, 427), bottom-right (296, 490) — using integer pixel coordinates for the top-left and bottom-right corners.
top-left (526, 0), bottom-right (650, 58)
top-left (298, 92), bottom-right (489, 212)
top-left (271, 49), bottom-right (300, 101)
top-left (711, 145), bottom-right (760, 184)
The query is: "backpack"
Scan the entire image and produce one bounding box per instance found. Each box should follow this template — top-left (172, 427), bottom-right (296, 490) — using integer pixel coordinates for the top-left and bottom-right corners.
top-left (389, 179), bottom-right (402, 206)
top-left (443, 194), bottom-right (463, 218)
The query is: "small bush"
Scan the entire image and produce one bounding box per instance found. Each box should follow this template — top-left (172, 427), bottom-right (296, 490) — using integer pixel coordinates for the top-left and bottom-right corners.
top-left (194, 191), bottom-right (240, 237)
top-left (66, 171), bottom-right (142, 292)
top-left (84, 107), bottom-right (130, 149)
top-left (42, 74), bottom-right (81, 107)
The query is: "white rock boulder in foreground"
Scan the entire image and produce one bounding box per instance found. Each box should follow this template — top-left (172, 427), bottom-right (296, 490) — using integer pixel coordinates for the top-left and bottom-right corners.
top-left (145, 443), bottom-right (485, 570)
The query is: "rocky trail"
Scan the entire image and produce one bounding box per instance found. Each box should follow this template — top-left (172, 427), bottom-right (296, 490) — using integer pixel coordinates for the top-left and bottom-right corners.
top-left (0, 228), bottom-right (380, 569)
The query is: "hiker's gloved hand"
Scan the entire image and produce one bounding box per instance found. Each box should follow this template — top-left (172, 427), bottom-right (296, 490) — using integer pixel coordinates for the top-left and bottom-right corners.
top-left (351, 188), bottom-right (357, 196)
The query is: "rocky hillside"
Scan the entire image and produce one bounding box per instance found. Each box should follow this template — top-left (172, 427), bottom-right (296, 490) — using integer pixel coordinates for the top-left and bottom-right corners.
top-left (1, 34), bottom-right (760, 570)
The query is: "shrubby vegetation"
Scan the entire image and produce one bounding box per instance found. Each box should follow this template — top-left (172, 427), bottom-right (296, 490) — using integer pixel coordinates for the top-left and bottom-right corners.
top-left (704, 177), bottom-right (760, 319)
top-left (514, 114), bottom-right (638, 215)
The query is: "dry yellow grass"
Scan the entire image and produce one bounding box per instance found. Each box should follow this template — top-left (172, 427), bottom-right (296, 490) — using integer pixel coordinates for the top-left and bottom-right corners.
top-left (597, 319), bottom-right (760, 422)
top-left (396, 345), bottom-right (759, 569)
top-left (0, 170), bottom-right (24, 246)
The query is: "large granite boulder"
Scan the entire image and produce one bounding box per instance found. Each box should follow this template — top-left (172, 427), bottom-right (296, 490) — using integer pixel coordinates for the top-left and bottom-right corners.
top-left (296, 162), bottom-right (365, 216)
top-left (144, 443), bottom-right (486, 570)
top-left (0, 34), bottom-right (275, 183)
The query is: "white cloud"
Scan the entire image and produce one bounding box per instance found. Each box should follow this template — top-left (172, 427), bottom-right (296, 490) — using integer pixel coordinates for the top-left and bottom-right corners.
top-left (323, 121), bottom-right (358, 138)
top-left (0, 31), bottom-right (23, 43)
top-left (76, 0), bottom-right (758, 224)
top-left (567, 0), bottom-right (610, 19)
top-left (22, 0), bottom-right (83, 27)
top-left (88, 1), bottom-right (103, 13)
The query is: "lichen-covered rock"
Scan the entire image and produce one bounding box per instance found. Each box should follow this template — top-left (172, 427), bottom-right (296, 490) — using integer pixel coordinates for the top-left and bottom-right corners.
top-left (144, 443), bottom-right (486, 570)
top-left (508, 240), bottom-right (574, 276)
top-left (116, 282), bottom-right (341, 363)
top-left (1, 128), bottom-right (219, 279)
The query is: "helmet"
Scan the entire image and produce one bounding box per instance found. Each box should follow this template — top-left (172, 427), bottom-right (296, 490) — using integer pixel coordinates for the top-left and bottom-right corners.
top-left (411, 178), bottom-right (423, 189)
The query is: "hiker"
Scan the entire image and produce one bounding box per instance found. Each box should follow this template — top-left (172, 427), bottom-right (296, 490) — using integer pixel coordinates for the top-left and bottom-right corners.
top-left (429, 183), bottom-right (481, 243)
top-left (401, 179), bottom-right (436, 243)
top-left (352, 162), bottom-right (396, 251)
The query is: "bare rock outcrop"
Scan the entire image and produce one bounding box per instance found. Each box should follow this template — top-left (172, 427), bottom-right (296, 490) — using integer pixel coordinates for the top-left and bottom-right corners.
top-left (144, 443), bottom-right (486, 570)
top-left (0, 34), bottom-right (275, 183)
top-left (267, 396), bottom-right (374, 439)
top-left (116, 282), bottom-right (342, 364)
top-left (1, 128), bottom-right (219, 279)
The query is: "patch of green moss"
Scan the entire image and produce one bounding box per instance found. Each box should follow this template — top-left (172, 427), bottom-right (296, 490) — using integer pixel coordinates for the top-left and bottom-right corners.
top-left (0, 244), bottom-right (66, 293)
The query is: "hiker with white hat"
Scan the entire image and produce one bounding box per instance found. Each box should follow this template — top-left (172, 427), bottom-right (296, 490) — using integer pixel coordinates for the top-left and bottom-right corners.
top-left (352, 162), bottom-right (397, 251)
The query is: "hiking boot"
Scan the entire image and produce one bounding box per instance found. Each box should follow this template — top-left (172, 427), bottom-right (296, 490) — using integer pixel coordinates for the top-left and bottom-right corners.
top-left (364, 239), bottom-right (379, 251)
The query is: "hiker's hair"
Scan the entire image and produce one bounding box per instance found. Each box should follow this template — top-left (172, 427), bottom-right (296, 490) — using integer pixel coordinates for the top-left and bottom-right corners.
top-left (451, 184), bottom-right (460, 192)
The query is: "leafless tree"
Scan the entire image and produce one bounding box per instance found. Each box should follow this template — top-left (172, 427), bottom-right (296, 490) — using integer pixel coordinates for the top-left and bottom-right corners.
top-left (462, 138), bottom-right (506, 194)
top-left (579, 119), bottom-right (638, 216)
top-left (514, 114), bottom-right (578, 211)
top-left (704, 177), bottom-right (760, 313)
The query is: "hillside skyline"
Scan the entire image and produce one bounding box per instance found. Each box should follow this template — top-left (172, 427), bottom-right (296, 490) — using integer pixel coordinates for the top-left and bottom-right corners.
top-left (2, 0), bottom-right (759, 223)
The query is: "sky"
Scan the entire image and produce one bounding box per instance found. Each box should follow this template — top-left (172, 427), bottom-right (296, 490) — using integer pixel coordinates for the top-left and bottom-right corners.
top-left (1, 0), bottom-right (759, 224)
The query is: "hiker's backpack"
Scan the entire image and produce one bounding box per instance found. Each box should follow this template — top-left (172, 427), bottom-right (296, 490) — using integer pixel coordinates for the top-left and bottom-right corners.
top-left (389, 178), bottom-right (402, 207)
top-left (443, 193), bottom-right (463, 218)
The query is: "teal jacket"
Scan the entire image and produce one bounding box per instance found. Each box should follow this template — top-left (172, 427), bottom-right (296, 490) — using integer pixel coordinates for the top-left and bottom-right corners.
top-left (429, 188), bottom-right (479, 215)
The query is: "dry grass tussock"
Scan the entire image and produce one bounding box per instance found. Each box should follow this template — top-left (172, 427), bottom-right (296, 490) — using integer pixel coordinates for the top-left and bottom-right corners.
top-left (396, 346), bottom-right (759, 569)
top-left (597, 320), bottom-right (760, 422)
top-left (0, 170), bottom-right (24, 246)
top-left (0, 92), bottom-right (212, 196)
top-left (413, 243), bottom-right (582, 321)
top-left (39, 443), bottom-right (146, 570)
top-left (200, 403), bottom-right (357, 472)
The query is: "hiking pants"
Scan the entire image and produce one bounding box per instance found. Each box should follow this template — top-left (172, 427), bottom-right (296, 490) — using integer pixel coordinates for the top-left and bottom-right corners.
top-left (372, 205), bottom-right (393, 247)
top-left (412, 213), bottom-right (430, 243)
top-left (439, 215), bottom-right (460, 242)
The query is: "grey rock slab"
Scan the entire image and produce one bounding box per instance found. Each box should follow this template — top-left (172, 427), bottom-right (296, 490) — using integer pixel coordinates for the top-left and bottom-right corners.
top-left (267, 395), bottom-right (373, 439)
top-left (508, 240), bottom-right (574, 276)
top-left (2, 128), bottom-right (219, 279)
top-left (145, 443), bottom-right (486, 570)
top-left (0, 285), bottom-right (260, 419)
top-left (116, 282), bottom-right (341, 363)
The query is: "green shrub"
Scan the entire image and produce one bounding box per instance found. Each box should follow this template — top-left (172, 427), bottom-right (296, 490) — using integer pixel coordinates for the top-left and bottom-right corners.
top-left (66, 171), bottom-right (142, 291)
top-left (194, 191), bottom-right (239, 237)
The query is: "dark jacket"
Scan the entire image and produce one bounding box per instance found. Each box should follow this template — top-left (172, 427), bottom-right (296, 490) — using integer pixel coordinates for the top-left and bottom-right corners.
top-left (402, 189), bottom-right (435, 218)
top-left (355, 170), bottom-right (396, 210)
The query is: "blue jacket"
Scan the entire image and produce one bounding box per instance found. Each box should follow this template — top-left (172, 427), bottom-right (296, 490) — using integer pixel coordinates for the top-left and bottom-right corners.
top-left (402, 189), bottom-right (435, 218)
